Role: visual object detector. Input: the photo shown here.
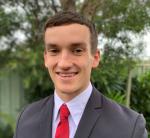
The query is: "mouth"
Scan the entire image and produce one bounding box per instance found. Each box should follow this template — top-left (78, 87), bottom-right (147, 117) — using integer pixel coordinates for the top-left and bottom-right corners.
top-left (56, 72), bottom-right (78, 78)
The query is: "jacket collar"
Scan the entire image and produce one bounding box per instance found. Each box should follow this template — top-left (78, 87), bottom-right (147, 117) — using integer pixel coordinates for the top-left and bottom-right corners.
top-left (74, 87), bottom-right (103, 138)
top-left (39, 95), bottom-right (54, 138)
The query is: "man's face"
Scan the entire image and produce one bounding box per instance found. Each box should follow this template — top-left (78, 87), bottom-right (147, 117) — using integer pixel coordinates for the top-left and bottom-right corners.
top-left (44, 23), bottom-right (100, 101)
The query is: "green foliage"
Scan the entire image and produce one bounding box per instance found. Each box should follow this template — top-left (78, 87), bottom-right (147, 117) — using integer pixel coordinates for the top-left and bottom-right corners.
top-left (95, 0), bottom-right (150, 37)
top-left (0, 0), bottom-right (149, 100)
top-left (91, 67), bottom-right (126, 95)
top-left (91, 43), bottom-right (135, 95)
top-left (0, 112), bottom-right (15, 138)
top-left (0, 7), bottom-right (21, 37)
top-left (131, 70), bottom-right (150, 132)
top-left (0, 112), bottom-right (16, 131)
top-left (106, 91), bottom-right (126, 105)
top-left (9, 45), bottom-right (54, 103)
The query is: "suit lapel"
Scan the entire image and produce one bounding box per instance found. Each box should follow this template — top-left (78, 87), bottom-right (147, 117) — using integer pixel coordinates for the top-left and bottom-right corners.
top-left (74, 88), bottom-right (103, 138)
top-left (39, 95), bottom-right (54, 138)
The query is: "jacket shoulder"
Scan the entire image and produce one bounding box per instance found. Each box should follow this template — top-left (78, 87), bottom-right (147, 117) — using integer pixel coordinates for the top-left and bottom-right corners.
top-left (102, 94), bottom-right (139, 117)
top-left (100, 93), bottom-right (147, 137)
top-left (17, 95), bottom-right (53, 127)
top-left (22, 96), bottom-right (52, 116)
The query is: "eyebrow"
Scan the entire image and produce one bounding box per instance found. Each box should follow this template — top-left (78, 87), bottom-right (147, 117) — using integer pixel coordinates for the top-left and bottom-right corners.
top-left (45, 42), bottom-right (86, 49)
top-left (70, 42), bottom-right (86, 47)
top-left (45, 43), bottom-right (58, 49)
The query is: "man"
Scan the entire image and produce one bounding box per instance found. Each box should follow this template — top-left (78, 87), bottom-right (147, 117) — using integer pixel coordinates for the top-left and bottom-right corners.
top-left (13, 11), bottom-right (147, 138)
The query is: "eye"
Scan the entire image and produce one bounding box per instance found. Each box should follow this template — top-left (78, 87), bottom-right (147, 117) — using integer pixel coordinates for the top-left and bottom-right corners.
top-left (73, 47), bottom-right (84, 55)
top-left (47, 48), bottom-right (60, 56)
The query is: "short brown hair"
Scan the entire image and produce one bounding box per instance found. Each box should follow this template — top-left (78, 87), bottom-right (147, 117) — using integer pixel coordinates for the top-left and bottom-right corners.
top-left (44, 11), bottom-right (98, 54)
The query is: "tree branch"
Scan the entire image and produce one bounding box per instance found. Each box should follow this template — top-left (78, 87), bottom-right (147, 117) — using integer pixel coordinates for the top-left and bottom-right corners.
top-left (60, 0), bottom-right (76, 12)
top-left (80, 0), bottom-right (104, 20)
top-left (51, 0), bottom-right (59, 13)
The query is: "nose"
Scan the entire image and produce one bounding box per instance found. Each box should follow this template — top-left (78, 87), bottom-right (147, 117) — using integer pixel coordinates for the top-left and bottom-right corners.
top-left (57, 51), bottom-right (73, 69)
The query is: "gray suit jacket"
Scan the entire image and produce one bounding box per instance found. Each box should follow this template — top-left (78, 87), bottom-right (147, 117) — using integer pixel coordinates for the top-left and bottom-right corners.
top-left (13, 87), bottom-right (147, 138)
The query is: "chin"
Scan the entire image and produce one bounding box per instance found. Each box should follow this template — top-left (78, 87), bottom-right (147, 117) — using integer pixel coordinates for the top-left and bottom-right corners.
top-left (61, 87), bottom-right (76, 93)
top-left (57, 85), bottom-right (78, 93)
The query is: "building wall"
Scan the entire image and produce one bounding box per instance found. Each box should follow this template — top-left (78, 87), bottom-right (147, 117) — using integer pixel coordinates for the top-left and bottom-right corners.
top-left (0, 72), bottom-right (25, 120)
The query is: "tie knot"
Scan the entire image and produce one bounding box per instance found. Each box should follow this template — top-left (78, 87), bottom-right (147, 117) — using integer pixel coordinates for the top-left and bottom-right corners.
top-left (60, 104), bottom-right (70, 121)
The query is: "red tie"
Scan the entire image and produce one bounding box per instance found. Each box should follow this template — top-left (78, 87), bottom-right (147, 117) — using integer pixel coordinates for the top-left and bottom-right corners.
top-left (55, 104), bottom-right (70, 138)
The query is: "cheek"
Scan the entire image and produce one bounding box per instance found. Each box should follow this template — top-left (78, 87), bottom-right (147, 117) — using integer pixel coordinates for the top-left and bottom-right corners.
top-left (86, 57), bottom-right (94, 67)
top-left (45, 60), bottom-right (55, 74)
top-left (80, 58), bottom-right (93, 72)
top-left (44, 55), bottom-right (56, 68)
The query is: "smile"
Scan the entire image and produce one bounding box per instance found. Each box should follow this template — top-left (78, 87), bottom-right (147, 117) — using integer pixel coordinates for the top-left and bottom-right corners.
top-left (56, 72), bottom-right (78, 78)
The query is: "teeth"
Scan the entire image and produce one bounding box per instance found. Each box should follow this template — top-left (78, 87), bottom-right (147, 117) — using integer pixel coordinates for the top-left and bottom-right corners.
top-left (57, 72), bottom-right (76, 77)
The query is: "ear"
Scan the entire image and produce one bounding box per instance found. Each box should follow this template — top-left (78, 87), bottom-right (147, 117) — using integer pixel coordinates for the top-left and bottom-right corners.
top-left (92, 49), bottom-right (100, 68)
top-left (44, 50), bottom-right (48, 68)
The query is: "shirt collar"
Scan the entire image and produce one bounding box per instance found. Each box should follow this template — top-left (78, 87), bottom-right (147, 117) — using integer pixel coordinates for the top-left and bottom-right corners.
top-left (53, 82), bottom-right (93, 126)
top-left (53, 93), bottom-right (64, 123)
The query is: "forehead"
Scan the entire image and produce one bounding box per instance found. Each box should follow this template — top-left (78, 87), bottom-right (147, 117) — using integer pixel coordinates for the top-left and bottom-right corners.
top-left (44, 23), bottom-right (91, 43)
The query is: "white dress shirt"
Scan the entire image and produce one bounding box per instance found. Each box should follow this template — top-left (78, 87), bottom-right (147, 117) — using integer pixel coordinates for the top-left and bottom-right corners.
top-left (52, 82), bottom-right (92, 138)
